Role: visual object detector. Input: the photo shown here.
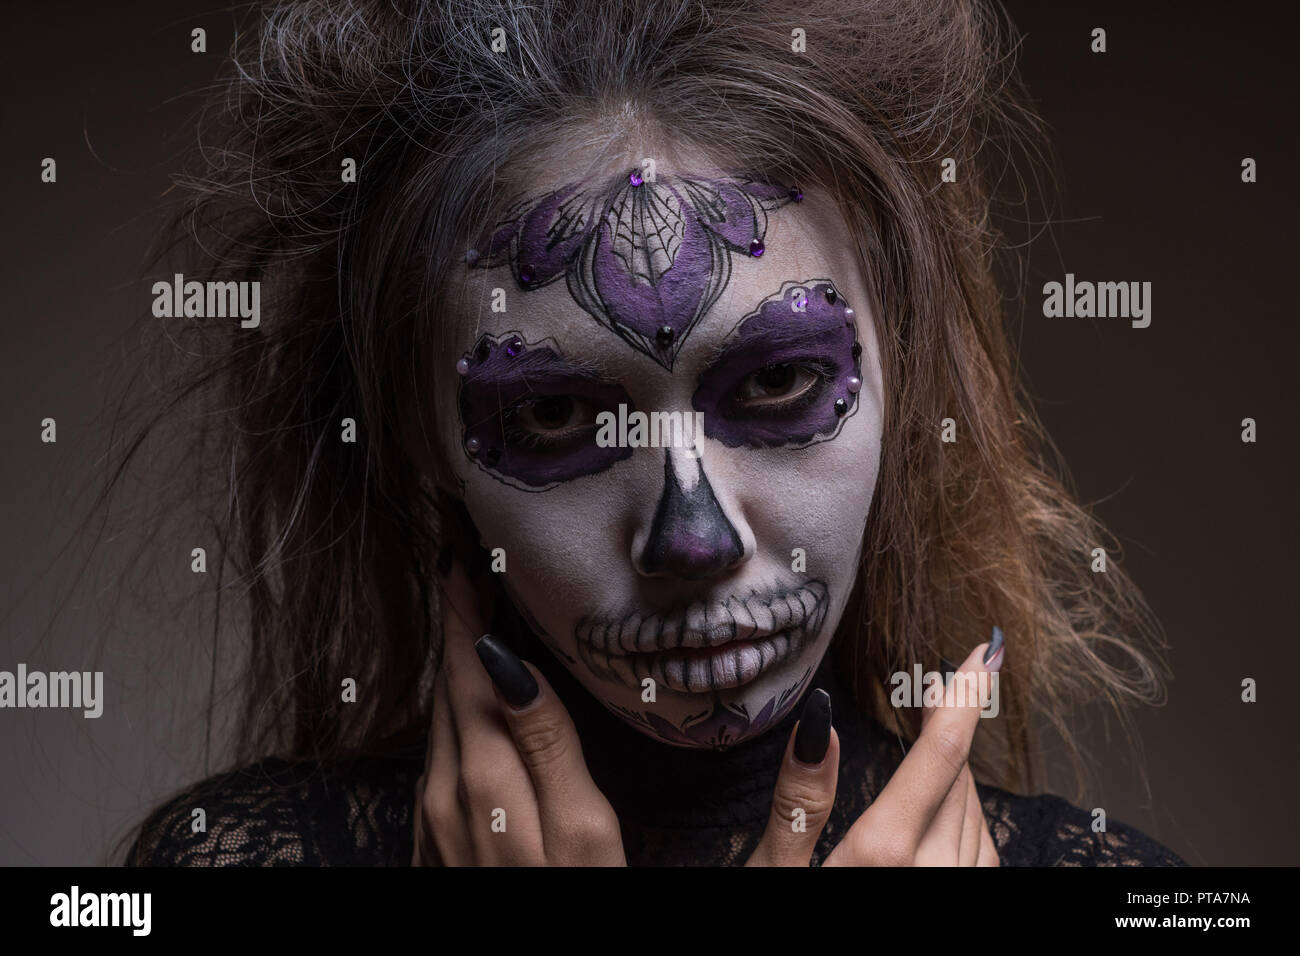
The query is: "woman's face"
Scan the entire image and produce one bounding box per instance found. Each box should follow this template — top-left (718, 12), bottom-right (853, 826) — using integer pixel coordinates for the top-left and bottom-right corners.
top-left (434, 160), bottom-right (884, 749)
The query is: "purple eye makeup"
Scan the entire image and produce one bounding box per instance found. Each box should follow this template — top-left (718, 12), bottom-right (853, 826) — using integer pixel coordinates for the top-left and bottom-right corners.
top-left (456, 332), bottom-right (634, 489)
top-left (691, 279), bottom-right (862, 448)
top-left (455, 279), bottom-right (862, 487)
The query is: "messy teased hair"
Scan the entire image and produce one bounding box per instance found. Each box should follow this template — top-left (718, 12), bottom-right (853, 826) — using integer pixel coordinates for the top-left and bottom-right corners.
top-left (96, 0), bottom-right (1166, 800)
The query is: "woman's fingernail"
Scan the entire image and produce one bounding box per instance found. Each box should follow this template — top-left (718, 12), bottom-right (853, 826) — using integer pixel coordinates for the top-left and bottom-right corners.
top-left (793, 688), bottom-right (832, 765)
top-left (474, 634), bottom-right (539, 708)
top-left (983, 625), bottom-right (1005, 672)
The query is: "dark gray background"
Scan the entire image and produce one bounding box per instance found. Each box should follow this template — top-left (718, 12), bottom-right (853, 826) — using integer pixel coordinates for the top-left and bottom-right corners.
top-left (1, 0), bottom-right (1295, 865)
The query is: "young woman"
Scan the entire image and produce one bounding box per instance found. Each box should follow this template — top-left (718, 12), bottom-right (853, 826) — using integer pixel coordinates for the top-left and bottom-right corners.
top-left (122, 0), bottom-right (1183, 866)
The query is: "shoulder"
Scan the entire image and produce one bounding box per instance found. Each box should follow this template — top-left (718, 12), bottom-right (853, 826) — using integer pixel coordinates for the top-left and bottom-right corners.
top-left (976, 783), bottom-right (1186, 866)
top-left (126, 745), bottom-right (423, 867)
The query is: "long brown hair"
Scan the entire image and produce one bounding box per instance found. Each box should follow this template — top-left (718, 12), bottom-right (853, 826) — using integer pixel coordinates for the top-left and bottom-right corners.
top-left (96, 0), bottom-right (1166, 811)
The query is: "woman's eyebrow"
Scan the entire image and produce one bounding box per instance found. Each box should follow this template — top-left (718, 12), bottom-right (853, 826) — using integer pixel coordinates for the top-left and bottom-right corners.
top-left (460, 341), bottom-right (621, 385)
top-left (702, 280), bottom-right (851, 364)
top-left (557, 352), bottom-right (619, 380)
top-left (714, 319), bottom-right (843, 354)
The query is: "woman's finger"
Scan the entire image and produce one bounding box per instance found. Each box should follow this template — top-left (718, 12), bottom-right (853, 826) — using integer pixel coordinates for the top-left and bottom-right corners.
top-left (829, 629), bottom-right (1003, 865)
top-left (474, 635), bottom-right (625, 865)
top-left (976, 789), bottom-right (1000, 866)
top-left (416, 665), bottom-right (469, 865)
top-left (913, 663), bottom-right (972, 865)
top-left (957, 767), bottom-right (983, 866)
top-left (438, 563), bottom-right (545, 864)
top-left (874, 636), bottom-right (1000, 846)
top-left (746, 689), bottom-right (840, 867)
top-left (914, 763), bottom-right (969, 865)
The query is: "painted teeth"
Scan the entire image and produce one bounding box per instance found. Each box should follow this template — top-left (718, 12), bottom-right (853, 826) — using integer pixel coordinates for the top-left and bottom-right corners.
top-left (617, 616), bottom-right (639, 653)
top-left (636, 617), bottom-right (659, 653)
top-left (574, 583), bottom-right (828, 690)
top-left (687, 657), bottom-right (710, 690)
top-left (770, 596), bottom-right (793, 632)
top-left (728, 596), bottom-right (757, 640)
top-left (709, 651), bottom-right (732, 687)
top-left (605, 652), bottom-right (637, 687)
top-left (685, 603), bottom-right (709, 640)
top-left (747, 597), bottom-right (775, 633)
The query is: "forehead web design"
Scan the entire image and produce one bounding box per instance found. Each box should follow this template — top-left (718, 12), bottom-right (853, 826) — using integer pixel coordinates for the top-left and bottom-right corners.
top-left (468, 173), bottom-right (801, 369)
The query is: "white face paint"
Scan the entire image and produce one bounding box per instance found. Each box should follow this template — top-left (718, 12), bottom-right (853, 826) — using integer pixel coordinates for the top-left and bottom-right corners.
top-left (434, 160), bottom-right (884, 749)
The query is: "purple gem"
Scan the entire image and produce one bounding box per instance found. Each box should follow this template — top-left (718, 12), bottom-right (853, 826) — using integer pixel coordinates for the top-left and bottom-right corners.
top-left (789, 187), bottom-right (803, 202)
top-left (504, 336), bottom-right (524, 357)
top-left (455, 357), bottom-right (471, 376)
top-left (465, 436), bottom-right (481, 455)
top-left (465, 248), bottom-right (480, 267)
top-left (846, 376), bottom-right (862, 394)
top-left (518, 263), bottom-right (536, 284)
top-left (749, 237), bottom-right (765, 257)
top-left (629, 170), bottom-right (644, 186)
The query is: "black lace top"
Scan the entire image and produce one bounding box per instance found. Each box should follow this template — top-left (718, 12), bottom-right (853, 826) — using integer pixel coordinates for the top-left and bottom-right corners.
top-left (126, 650), bottom-right (1186, 867)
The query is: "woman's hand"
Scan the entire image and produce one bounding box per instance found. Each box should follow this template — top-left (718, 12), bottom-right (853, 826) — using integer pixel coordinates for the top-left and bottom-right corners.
top-left (746, 639), bottom-right (1002, 867)
top-left (412, 560), bottom-right (626, 866)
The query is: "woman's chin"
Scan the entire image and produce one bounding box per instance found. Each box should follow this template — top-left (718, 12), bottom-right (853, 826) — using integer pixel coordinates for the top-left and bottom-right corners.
top-left (583, 657), bottom-right (821, 751)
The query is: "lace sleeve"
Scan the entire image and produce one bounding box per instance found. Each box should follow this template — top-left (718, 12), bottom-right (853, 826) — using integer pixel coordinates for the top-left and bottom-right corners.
top-left (978, 785), bottom-right (1187, 866)
top-left (125, 756), bottom-right (418, 867)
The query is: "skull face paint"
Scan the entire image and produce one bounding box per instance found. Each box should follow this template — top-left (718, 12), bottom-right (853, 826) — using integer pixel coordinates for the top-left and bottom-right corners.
top-left (436, 164), bottom-right (884, 750)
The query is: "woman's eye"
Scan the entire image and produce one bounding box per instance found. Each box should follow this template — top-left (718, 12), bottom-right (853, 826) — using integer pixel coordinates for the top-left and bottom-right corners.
top-left (505, 395), bottom-right (598, 447)
top-left (521, 395), bottom-right (578, 430)
top-left (733, 362), bottom-right (823, 408)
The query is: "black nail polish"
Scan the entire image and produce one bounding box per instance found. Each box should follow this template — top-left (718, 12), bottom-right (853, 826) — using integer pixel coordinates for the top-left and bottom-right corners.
top-left (983, 625), bottom-right (1005, 665)
top-left (793, 688), bottom-right (832, 765)
top-left (939, 655), bottom-right (959, 685)
top-left (474, 634), bottom-right (539, 708)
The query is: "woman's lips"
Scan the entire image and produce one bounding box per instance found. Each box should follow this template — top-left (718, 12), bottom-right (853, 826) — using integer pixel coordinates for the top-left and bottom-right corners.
top-left (575, 581), bottom-right (828, 693)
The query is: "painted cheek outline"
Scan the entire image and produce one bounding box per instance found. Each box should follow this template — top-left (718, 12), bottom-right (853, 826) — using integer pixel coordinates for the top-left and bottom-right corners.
top-left (692, 280), bottom-right (862, 448)
top-left (457, 332), bottom-right (634, 489)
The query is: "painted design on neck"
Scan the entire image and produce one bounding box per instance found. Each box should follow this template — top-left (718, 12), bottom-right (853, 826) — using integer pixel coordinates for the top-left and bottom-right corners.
top-left (469, 174), bottom-right (797, 369)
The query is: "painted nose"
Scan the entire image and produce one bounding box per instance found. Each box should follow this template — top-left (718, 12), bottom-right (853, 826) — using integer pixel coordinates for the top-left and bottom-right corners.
top-left (636, 448), bottom-right (744, 579)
